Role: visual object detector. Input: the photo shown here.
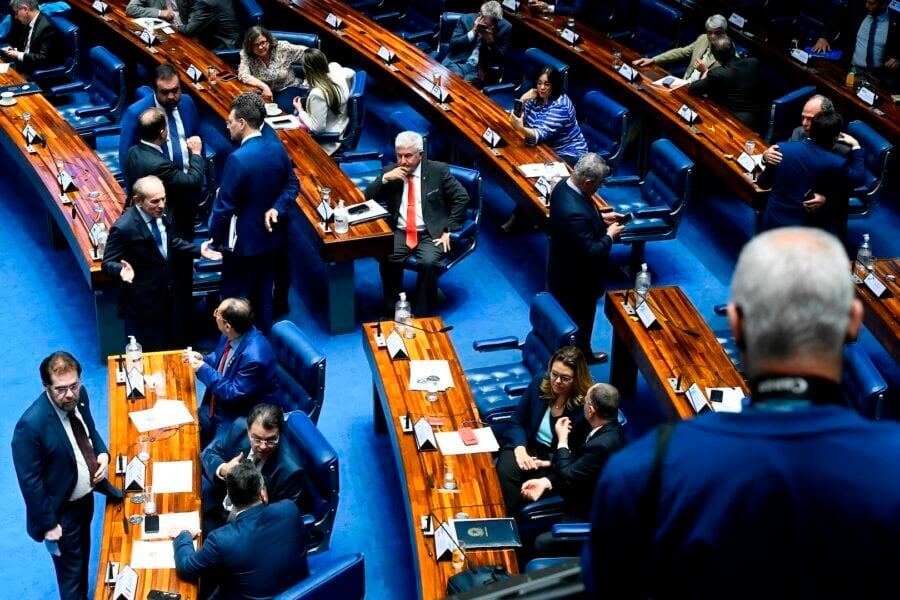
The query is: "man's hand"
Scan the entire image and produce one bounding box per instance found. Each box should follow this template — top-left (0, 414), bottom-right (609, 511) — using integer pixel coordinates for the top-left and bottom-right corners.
top-left (217, 451), bottom-right (245, 480)
top-left (264, 209), bottom-right (279, 232)
top-left (812, 37), bottom-right (830, 53)
top-left (694, 59), bottom-right (708, 76)
top-left (886, 58), bottom-right (898, 70)
top-left (433, 231), bottom-right (451, 253)
top-left (554, 416), bottom-right (572, 443)
top-left (119, 260), bottom-right (135, 283)
top-left (159, 8), bottom-right (174, 21)
top-left (513, 446), bottom-right (540, 471)
top-left (481, 24), bottom-right (495, 45)
top-left (837, 132), bottom-right (861, 150)
top-left (169, 527), bottom-right (200, 539)
top-left (520, 478), bottom-right (551, 502)
top-left (633, 57), bottom-right (654, 67)
top-left (186, 136), bottom-right (203, 155)
top-left (2, 48), bottom-right (22, 61)
top-left (601, 211), bottom-right (624, 226)
top-left (762, 144), bottom-right (783, 166)
top-left (93, 453), bottom-right (110, 484)
top-left (200, 240), bottom-right (222, 261)
top-left (606, 221), bottom-right (625, 240)
top-left (383, 165), bottom-right (409, 183)
top-left (803, 192), bottom-right (827, 211)
top-left (183, 350), bottom-right (204, 372)
top-left (472, 14), bottom-right (485, 35)
top-left (45, 525), bottom-right (63, 542)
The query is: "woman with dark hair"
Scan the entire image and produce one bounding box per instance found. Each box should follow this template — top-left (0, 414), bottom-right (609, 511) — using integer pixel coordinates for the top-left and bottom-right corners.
top-left (291, 48), bottom-right (355, 155)
top-left (238, 25), bottom-right (308, 114)
top-left (495, 346), bottom-right (593, 514)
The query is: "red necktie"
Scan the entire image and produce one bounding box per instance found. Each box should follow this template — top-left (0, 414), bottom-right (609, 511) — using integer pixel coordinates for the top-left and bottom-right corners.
top-left (405, 174), bottom-right (418, 249)
top-left (208, 341), bottom-right (232, 418)
top-left (68, 411), bottom-right (99, 481)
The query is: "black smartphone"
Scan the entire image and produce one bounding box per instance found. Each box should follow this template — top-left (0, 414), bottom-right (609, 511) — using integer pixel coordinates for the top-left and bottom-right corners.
top-left (661, 76), bottom-right (675, 88)
top-left (710, 389), bottom-right (724, 403)
top-left (619, 212), bottom-right (634, 225)
top-left (144, 514), bottom-right (160, 534)
top-left (347, 204), bottom-right (369, 215)
top-left (147, 591), bottom-right (181, 600)
top-left (513, 99), bottom-right (524, 118)
top-left (218, 71), bottom-right (237, 82)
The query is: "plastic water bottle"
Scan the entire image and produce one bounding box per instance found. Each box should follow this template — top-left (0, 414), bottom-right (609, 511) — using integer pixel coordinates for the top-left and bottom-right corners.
top-left (394, 292), bottom-right (414, 339)
top-left (333, 200), bottom-right (349, 234)
top-left (855, 233), bottom-right (872, 276)
top-left (125, 336), bottom-right (143, 373)
top-left (635, 263), bottom-right (651, 308)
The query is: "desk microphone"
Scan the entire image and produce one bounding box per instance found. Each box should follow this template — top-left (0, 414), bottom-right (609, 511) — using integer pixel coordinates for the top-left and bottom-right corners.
top-left (370, 320), bottom-right (454, 334)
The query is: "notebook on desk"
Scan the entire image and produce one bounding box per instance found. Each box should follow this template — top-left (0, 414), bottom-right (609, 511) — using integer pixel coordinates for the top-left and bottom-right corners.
top-left (449, 518), bottom-right (522, 550)
top-left (0, 82), bottom-right (41, 97)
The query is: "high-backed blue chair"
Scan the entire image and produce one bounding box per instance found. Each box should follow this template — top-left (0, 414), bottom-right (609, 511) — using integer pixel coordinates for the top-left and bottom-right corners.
top-left (610, 0), bottom-right (682, 57)
top-left (270, 320), bottom-right (326, 424)
top-left (50, 46), bottom-right (127, 138)
top-left (374, 0), bottom-right (444, 52)
top-left (578, 90), bottom-right (629, 174)
top-left (283, 410), bottom-right (339, 555)
top-left (482, 47), bottom-right (569, 111)
top-left (765, 85), bottom-right (816, 144)
top-left (236, 0), bottom-right (263, 31)
top-left (31, 15), bottom-right (79, 86)
top-left (431, 11), bottom-right (463, 62)
top-left (599, 138), bottom-right (694, 272)
top-left (312, 70), bottom-right (367, 162)
top-left (525, 525), bottom-right (590, 571)
top-left (845, 120), bottom-right (892, 223)
top-left (465, 292), bottom-right (578, 424)
top-left (273, 553), bottom-right (365, 600)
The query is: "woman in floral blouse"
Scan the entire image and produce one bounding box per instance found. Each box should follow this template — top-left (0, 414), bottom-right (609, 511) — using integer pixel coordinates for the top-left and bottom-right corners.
top-left (238, 26), bottom-right (308, 114)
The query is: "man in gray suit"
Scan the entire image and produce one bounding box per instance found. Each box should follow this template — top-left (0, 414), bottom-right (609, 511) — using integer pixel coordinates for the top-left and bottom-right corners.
top-left (633, 14), bottom-right (730, 81)
top-left (126, 0), bottom-right (183, 26)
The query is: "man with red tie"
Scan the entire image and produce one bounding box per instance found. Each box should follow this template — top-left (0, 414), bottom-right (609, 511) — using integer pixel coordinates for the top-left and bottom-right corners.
top-left (365, 131), bottom-right (469, 316)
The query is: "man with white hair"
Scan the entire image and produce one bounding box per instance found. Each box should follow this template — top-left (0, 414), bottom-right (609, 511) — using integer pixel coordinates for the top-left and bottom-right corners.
top-left (442, 0), bottom-right (512, 88)
top-left (583, 227), bottom-right (900, 598)
top-left (633, 14), bottom-right (731, 81)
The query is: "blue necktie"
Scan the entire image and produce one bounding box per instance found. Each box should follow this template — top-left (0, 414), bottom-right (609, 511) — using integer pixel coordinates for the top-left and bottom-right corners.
top-left (866, 16), bottom-right (878, 70)
top-left (148, 217), bottom-right (166, 257)
top-left (165, 109), bottom-right (185, 170)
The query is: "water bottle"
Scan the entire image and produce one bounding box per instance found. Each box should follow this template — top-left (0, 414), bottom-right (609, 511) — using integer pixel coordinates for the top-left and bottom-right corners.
top-left (394, 292), bottom-right (414, 339)
top-left (125, 336), bottom-right (143, 373)
top-left (634, 263), bottom-right (651, 308)
top-left (94, 222), bottom-right (108, 258)
top-left (855, 233), bottom-right (872, 276)
top-left (333, 199), bottom-right (349, 234)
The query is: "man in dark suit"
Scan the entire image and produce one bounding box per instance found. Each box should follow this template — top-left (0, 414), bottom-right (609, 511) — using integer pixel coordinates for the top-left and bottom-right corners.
top-left (184, 297), bottom-right (281, 448)
top-left (365, 130), bottom-right (469, 315)
top-left (209, 93), bottom-right (299, 333)
top-left (201, 403), bottom-right (306, 531)
top-left (547, 153), bottom-right (624, 364)
top-left (521, 383), bottom-right (627, 556)
top-left (12, 351), bottom-right (123, 600)
top-left (103, 175), bottom-right (220, 351)
top-left (172, 461), bottom-right (309, 600)
top-left (180, 0), bottom-right (239, 50)
top-left (442, 0), bottom-right (512, 88)
top-left (1, 0), bottom-right (64, 76)
top-left (761, 95), bottom-right (851, 164)
top-left (814, 0), bottom-right (899, 87)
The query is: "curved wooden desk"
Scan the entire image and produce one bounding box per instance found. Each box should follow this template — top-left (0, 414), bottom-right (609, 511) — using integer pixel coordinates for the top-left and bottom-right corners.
top-left (855, 258), bottom-right (900, 362)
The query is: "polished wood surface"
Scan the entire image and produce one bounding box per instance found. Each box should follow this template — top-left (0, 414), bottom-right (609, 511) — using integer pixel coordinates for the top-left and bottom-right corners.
top-left (362, 318), bottom-right (518, 600)
top-left (605, 286), bottom-right (749, 420)
top-left (855, 258), bottom-right (900, 362)
top-left (95, 351), bottom-right (200, 600)
top-left (0, 67), bottom-right (124, 287)
top-left (504, 5), bottom-right (769, 209)
top-left (261, 0), bottom-right (611, 220)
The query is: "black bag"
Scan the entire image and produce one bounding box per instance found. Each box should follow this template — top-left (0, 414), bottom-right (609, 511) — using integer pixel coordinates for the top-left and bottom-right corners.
top-left (447, 565), bottom-right (511, 595)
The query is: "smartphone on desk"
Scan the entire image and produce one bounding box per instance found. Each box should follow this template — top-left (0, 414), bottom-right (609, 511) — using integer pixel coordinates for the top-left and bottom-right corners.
top-left (144, 514), bottom-right (160, 534)
top-left (513, 99), bottom-right (524, 118)
top-left (218, 70), bottom-right (237, 82)
top-left (347, 203), bottom-right (370, 215)
top-left (661, 76), bottom-right (675, 88)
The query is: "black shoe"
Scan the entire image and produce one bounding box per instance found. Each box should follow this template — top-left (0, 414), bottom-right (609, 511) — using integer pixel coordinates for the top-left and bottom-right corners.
top-left (587, 352), bottom-right (608, 365)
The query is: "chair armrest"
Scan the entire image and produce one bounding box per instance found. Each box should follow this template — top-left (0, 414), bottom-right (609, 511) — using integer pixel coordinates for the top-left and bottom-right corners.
top-left (608, 30), bottom-right (633, 41)
top-left (340, 149), bottom-right (383, 162)
top-left (303, 514), bottom-right (315, 529)
top-left (551, 522), bottom-right (590, 541)
top-left (92, 125), bottom-right (121, 137)
top-left (634, 206), bottom-right (672, 219)
top-left (520, 495), bottom-right (565, 520)
top-left (472, 336), bottom-right (522, 352)
top-left (713, 304), bottom-right (727, 316)
top-left (273, 553), bottom-right (365, 600)
top-left (214, 48), bottom-right (241, 67)
top-left (32, 65), bottom-right (65, 79)
top-left (75, 104), bottom-right (112, 118)
top-left (311, 131), bottom-right (341, 143)
top-left (194, 258), bottom-right (222, 272)
top-left (602, 175), bottom-right (641, 187)
top-left (50, 81), bottom-right (86, 95)
top-left (481, 81), bottom-right (517, 95)
top-left (403, 30), bottom-right (436, 44)
top-left (372, 11), bottom-right (402, 22)
top-left (449, 220), bottom-right (476, 243)
top-left (503, 382), bottom-right (529, 397)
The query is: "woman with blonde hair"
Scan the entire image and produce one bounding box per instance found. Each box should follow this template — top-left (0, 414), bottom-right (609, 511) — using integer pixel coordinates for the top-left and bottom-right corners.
top-left (292, 48), bottom-right (355, 155)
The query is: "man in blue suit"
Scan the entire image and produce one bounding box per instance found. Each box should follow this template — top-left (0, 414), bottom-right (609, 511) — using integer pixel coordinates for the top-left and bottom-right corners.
top-left (209, 92), bottom-right (299, 333)
top-left (12, 351), bottom-right (123, 600)
top-left (184, 297), bottom-right (281, 448)
top-left (172, 461), bottom-right (309, 600)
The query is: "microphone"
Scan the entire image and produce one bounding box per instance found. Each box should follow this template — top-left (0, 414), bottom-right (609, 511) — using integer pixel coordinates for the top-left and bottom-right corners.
top-left (370, 320), bottom-right (454, 335)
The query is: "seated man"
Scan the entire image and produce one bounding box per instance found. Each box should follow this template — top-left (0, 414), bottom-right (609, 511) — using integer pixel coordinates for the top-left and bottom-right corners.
top-left (441, 0), bottom-right (511, 88)
top-left (172, 461), bottom-right (309, 599)
top-left (201, 403), bottom-right (306, 531)
top-left (520, 383), bottom-right (627, 557)
top-left (633, 14), bottom-right (731, 81)
top-left (183, 297), bottom-right (281, 448)
top-left (1, 0), bottom-right (64, 77)
top-left (126, 0), bottom-right (184, 26)
top-left (180, 0), bottom-right (239, 50)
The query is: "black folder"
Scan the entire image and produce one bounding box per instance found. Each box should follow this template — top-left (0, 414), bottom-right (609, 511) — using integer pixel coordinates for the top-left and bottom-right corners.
top-left (451, 518), bottom-right (522, 550)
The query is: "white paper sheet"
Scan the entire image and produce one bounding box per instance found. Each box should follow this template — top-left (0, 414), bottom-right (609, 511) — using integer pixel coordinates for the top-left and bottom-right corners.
top-left (130, 540), bottom-right (182, 569)
top-left (518, 162), bottom-right (569, 179)
top-left (142, 511), bottom-right (200, 540)
top-left (708, 386), bottom-right (746, 413)
top-left (131, 17), bottom-right (168, 29)
top-left (436, 427), bottom-right (500, 455)
top-left (409, 360), bottom-right (454, 391)
top-left (151, 460), bottom-right (193, 493)
top-left (127, 401), bottom-right (194, 433)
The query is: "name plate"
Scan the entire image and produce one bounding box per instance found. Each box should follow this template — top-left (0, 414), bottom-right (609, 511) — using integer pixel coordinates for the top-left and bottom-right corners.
top-left (677, 104), bottom-right (698, 125)
top-left (325, 12), bottom-right (343, 28)
top-left (790, 48), bottom-right (809, 64)
top-left (376, 45), bottom-right (395, 63)
top-left (502, 0), bottom-right (519, 10)
top-left (616, 63), bottom-right (639, 82)
top-left (186, 64), bottom-right (203, 83)
top-left (138, 30), bottom-right (158, 46)
top-left (856, 86), bottom-right (876, 106)
top-left (315, 199), bottom-right (333, 222)
top-left (91, 0), bottom-right (108, 13)
top-left (686, 383), bottom-right (711, 414)
top-left (737, 151), bottom-right (757, 173)
top-left (864, 272), bottom-right (887, 297)
top-left (561, 28), bottom-right (580, 45)
top-left (126, 367), bottom-right (145, 399)
top-left (22, 124), bottom-right (39, 144)
top-left (482, 127), bottom-right (501, 148)
top-left (534, 176), bottom-right (551, 199)
top-left (124, 457), bottom-right (146, 492)
top-left (430, 86), bottom-right (450, 103)
top-left (112, 565), bottom-right (138, 600)
top-left (57, 170), bottom-right (78, 193)
top-left (728, 13), bottom-right (746, 29)
top-left (635, 300), bottom-right (657, 328)
top-left (413, 417), bottom-right (437, 451)
top-left (386, 329), bottom-right (409, 360)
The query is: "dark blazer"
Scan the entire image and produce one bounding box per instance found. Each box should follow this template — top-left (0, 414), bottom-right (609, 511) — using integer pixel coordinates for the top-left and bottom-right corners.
top-left (11, 389), bottom-right (111, 542)
top-left (547, 178), bottom-right (613, 300)
top-left (125, 142), bottom-right (206, 239)
top-left (9, 11), bottom-right (64, 74)
top-left (504, 374), bottom-right (590, 453)
top-left (551, 0), bottom-right (586, 16)
top-left (445, 13), bottom-right (512, 79)
top-left (209, 135), bottom-right (299, 257)
top-left (823, 1), bottom-right (900, 66)
top-left (548, 421), bottom-right (627, 520)
top-left (202, 417), bottom-right (306, 510)
top-left (365, 159), bottom-right (469, 238)
top-left (180, 0), bottom-right (239, 50)
top-left (174, 500), bottom-right (309, 600)
top-left (689, 57), bottom-right (768, 134)
top-left (102, 206), bottom-right (199, 323)
top-left (196, 328), bottom-right (281, 423)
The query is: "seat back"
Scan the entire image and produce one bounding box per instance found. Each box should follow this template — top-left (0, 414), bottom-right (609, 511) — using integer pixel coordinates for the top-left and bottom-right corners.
top-left (39, 15), bottom-right (79, 81)
top-left (641, 138), bottom-right (693, 215)
top-left (273, 30), bottom-right (321, 49)
top-left (87, 46), bottom-right (127, 122)
top-left (521, 47), bottom-right (569, 95)
top-left (579, 90), bottom-right (628, 172)
top-left (442, 165), bottom-right (482, 271)
top-left (433, 11), bottom-right (463, 61)
top-left (765, 85), bottom-right (816, 143)
top-left (335, 70), bottom-right (367, 157)
top-left (842, 343), bottom-right (887, 420)
top-left (270, 321), bottom-right (326, 424)
top-left (846, 120), bottom-right (892, 218)
top-left (633, 0), bottom-right (682, 56)
top-left (236, 0), bottom-right (264, 32)
top-left (273, 553), bottom-right (365, 600)
top-left (283, 411), bottom-right (339, 555)
top-left (521, 292), bottom-right (579, 375)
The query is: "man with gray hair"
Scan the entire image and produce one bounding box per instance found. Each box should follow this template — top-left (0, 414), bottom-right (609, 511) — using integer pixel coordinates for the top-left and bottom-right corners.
top-left (442, 0), bottom-right (512, 88)
top-left (584, 228), bottom-right (900, 598)
top-left (366, 131), bottom-right (469, 315)
top-left (761, 94), bottom-right (851, 166)
top-left (547, 153), bottom-right (625, 364)
top-left (1, 0), bottom-right (64, 76)
top-left (633, 14), bottom-right (730, 81)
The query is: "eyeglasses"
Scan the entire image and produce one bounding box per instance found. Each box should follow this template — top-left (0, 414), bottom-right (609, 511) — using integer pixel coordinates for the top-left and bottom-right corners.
top-left (253, 39), bottom-right (269, 47)
top-left (249, 435), bottom-right (280, 447)
top-left (549, 371), bottom-right (573, 384)
top-left (51, 381), bottom-right (82, 396)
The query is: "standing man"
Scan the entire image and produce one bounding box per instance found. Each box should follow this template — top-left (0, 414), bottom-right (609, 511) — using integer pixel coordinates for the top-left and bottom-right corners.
top-left (760, 95), bottom-right (850, 166)
top-left (126, 0), bottom-right (183, 26)
top-left (210, 92), bottom-right (299, 333)
top-left (1, 0), bottom-right (64, 76)
top-left (585, 228), bottom-right (900, 598)
top-left (365, 131), bottom-right (469, 316)
top-left (547, 153), bottom-right (625, 364)
top-left (633, 14), bottom-right (730, 81)
top-left (442, 1), bottom-right (512, 88)
top-left (103, 175), bottom-right (220, 351)
top-left (179, 0), bottom-right (240, 50)
top-left (12, 351), bottom-right (124, 600)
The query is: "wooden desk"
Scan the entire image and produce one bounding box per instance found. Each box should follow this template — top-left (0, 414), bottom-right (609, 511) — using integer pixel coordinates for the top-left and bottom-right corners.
top-left (0, 67), bottom-right (125, 361)
top-left (855, 258), bottom-right (900, 362)
top-left (95, 351), bottom-right (200, 600)
top-left (604, 286), bottom-right (749, 420)
top-left (504, 6), bottom-right (769, 211)
top-left (69, 0), bottom-right (393, 333)
top-left (362, 318), bottom-right (518, 600)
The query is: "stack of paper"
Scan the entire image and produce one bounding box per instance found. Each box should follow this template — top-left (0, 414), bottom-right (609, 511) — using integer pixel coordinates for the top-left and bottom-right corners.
top-left (518, 162), bottom-right (569, 179)
top-left (151, 460), bottom-right (193, 493)
top-left (128, 400), bottom-right (194, 432)
top-left (409, 360), bottom-right (454, 391)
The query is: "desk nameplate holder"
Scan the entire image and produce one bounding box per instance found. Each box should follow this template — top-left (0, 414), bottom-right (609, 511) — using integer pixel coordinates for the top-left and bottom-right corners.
top-left (22, 124), bottom-right (40, 157)
top-left (667, 373), bottom-right (685, 394)
top-left (386, 329), bottom-right (409, 360)
top-left (534, 176), bottom-right (551, 204)
top-left (635, 300), bottom-right (657, 329)
top-left (92, 0), bottom-right (111, 20)
top-left (857, 86), bottom-right (877, 107)
top-left (125, 367), bottom-right (145, 400)
top-left (561, 28), bottom-right (583, 53)
top-left (112, 565), bottom-right (138, 600)
top-left (326, 13), bottom-right (346, 36)
top-left (790, 47), bottom-right (809, 65)
top-left (104, 561), bottom-right (119, 584)
top-left (186, 65), bottom-right (205, 90)
top-left (377, 46), bottom-right (399, 72)
top-left (616, 64), bottom-right (642, 89)
top-left (124, 457), bottom-right (146, 494)
top-left (864, 272), bottom-right (888, 297)
top-left (138, 30), bottom-right (160, 54)
top-left (482, 127), bottom-right (502, 156)
top-left (677, 104), bottom-right (700, 134)
top-left (414, 417), bottom-right (437, 451)
top-left (115, 355), bottom-right (126, 384)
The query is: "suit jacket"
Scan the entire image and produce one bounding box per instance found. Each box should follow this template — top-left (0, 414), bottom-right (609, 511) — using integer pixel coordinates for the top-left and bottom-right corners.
top-left (12, 389), bottom-right (110, 542)
top-left (209, 135), bottom-right (299, 257)
top-left (788, 126), bottom-right (852, 157)
top-left (547, 178), bottom-right (613, 300)
top-left (8, 11), bottom-right (64, 74)
top-left (102, 206), bottom-right (199, 323)
top-left (125, 142), bottom-right (206, 239)
top-left (823, 1), bottom-right (900, 65)
top-left (504, 374), bottom-right (590, 453)
top-left (197, 328), bottom-right (281, 423)
top-left (548, 421), bottom-right (627, 520)
top-left (174, 500), bottom-right (309, 600)
top-left (180, 0), bottom-right (239, 50)
top-left (364, 159), bottom-right (469, 239)
top-left (654, 33), bottom-right (727, 79)
top-left (202, 417), bottom-right (306, 510)
top-left (549, 0), bottom-right (585, 16)
top-left (689, 57), bottom-right (768, 134)
top-left (126, 0), bottom-right (185, 19)
top-left (445, 13), bottom-right (512, 80)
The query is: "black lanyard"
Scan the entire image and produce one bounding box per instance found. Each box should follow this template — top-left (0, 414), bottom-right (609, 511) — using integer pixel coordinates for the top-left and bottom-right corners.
top-left (749, 375), bottom-right (844, 410)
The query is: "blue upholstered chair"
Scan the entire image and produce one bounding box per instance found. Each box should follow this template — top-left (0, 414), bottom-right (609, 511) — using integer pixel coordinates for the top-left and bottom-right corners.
top-left (283, 410), bottom-right (339, 555)
top-left (270, 320), bottom-right (326, 424)
top-left (599, 139), bottom-right (694, 273)
top-left (431, 11), bottom-right (463, 62)
top-left (374, 0), bottom-right (444, 52)
top-left (31, 15), bottom-right (79, 86)
top-left (49, 46), bottom-right (127, 138)
top-left (578, 90), bottom-right (629, 174)
top-left (845, 120), bottom-right (892, 223)
top-left (524, 525), bottom-right (590, 571)
top-left (465, 292), bottom-right (578, 424)
top-left (482, 47), bottom-right (569, 111)
top-left (236, 0), bottom-right (263, 31)
top-left (610, 0), bottom-right (682, 58)
top-left (273, 553), bottom-right (365, 600)
top-left (312, 70), bottom-right (367, 162)
top-left (765, 85), bottom-right (816, 144)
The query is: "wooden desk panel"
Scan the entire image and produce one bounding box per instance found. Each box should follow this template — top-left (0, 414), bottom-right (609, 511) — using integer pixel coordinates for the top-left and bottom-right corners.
top-left (95, 351), bottom-right (200, 600)
top-left (362, 319), bottom-right (517, 600)
top-left (855, 258), bottom-right (900, 362)
top-left (604, 286), bottom-right (749, 420)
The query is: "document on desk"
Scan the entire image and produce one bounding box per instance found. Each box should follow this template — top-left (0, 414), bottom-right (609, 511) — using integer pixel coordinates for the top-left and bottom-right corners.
top-left (130, 540), bottom-right (193, 569)
top-left (708, 386), bottom-right (745, 413)
top-left (151, 460), bottom-right (193, 493)
top-left (131, 17), bottom-right (168, 29)
top-left (128, 401), bottom-right (194, 432)
top-left (141, 511), bottom-right (200, 540)
top-left (409, 360), bottom-right (455, 391)
top-left (518, 162), bottom-right (569, 179)
top-left (436, 427), bottom-right (499, 455)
